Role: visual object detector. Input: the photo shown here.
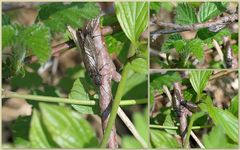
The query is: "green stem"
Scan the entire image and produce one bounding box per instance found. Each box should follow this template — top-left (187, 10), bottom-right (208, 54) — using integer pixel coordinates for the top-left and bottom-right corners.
top-left (2, 90), bottom-right (146, 106)
top-left (149, 124), bottom-right (212, 130)
top-left (100, 63), bottom-right (131, 148)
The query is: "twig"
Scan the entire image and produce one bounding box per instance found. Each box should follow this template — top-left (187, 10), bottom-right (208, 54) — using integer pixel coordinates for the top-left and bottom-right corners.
top-left (190, 131), bottom-right (205, 148)
top-left (151, 14), bottom-right (238, 36)
top-left (213, 39), bottom-right (224, 63)
top-left (92, 18), bottom-right (121, 148)
top-left (117, 107), bottom-right (148, 148)
top-left (2, 90), bottom-right (147, 106)
top-left (173, 82), bottom-right (191, 148)
top-left (209, 70), bottom-right (236, 81)
top-left (149, 124), bottom-right (212, 130)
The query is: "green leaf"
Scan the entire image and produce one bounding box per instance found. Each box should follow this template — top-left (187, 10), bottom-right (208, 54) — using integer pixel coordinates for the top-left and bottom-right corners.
top-left (39, 103), bottom-right (98, 148)
top-left (122, 72), bottom-right (147, 99)
top-left (197, 28), bottom-right (231, 48)
top-left (38, 2), bottom-right (100, 33)
top-left (174, 40), bottom-right (186, 52)
top-left (189, 70), bottom-right (212, 96)
top-left (29, 109), bottom-right (53, 148)
top-left (133, 108), bottom-right (148, 142)
top-left (69, 79), bottom-right (98, 114)
top-left (122, 136), bottom-right (142, 148)
top-left (163, 114), bottom-right (177, 135)
top-left (150, 129), bottom-right (180, 148)
top-left (150, 2), bottom-right (161, 13)
top-left (115, 2), bottom-right (148, 44)
top-left (228, 95), bottom-right (238, 117)
top-left (2, 14), bottom-right (11, 26)
top-left (151, 72), bottom-right (182, 94)
top-left (21, 24), bottom-right (51, 64)
top-left (203, 126), bottom-right (238, 148)
top-left (198, 2), bottom-right (227, 22)
top-left (161, 34), bottom-right (182, 53)
top-left (175, 3), bottom-right (198, 25)
top-left (2, 25), bottom-right (16, 48)
top-left (11, 116), bottom-right (31, 147)
top-left (202, 97), bottom-right (239, 143)
top-left (130, 58), bottom-right (148, 74)
top-left (186, 39), bottom-right (204, 61)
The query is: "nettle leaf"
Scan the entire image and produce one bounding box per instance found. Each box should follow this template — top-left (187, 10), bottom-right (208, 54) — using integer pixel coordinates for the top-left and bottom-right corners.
top-left (69, 79), bottom-right (98, 114)
top-left (175, 3), bottom-right (198, 25)
top-left (151, 72), bottom-right (182, 94)
top-left (189, 70), bottom-right (212, 96)
top-left (161, 33), bottom-right (182, 53)
top-left (21, 24), bottom-right (51, 64)
top-left (203, 126), bottom-right (238, 148)
top-left (2, 25), bottom-right (16, 48)
top-left (29, 109), bottom-right (53, 148)
top-left (174, 40), bottom-right (186, 52)
top-left (228, 95), bottom-right (238, 117)
top-left (197, 28), bottom-right (231, 48)
top-left (39, 103), bottom-right (98, 148)
top-left (38, 2), bottom-right (100, 33)
top-left (198, 2), bottom-right (227, 22)
top-left (150, 129), bottom-right (180, 148)
top-left (186, 39), bottom-right (204, 61)
top-left (115, 2), bottom-right (148, 44)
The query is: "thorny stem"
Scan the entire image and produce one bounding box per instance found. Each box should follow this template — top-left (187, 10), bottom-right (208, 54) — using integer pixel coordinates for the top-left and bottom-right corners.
top-left (100, 63), bottom-right (131, 148)
top-left (151, 13), bottom-right (238, 36)
top-left (2, 90), bottom-right (147, 106)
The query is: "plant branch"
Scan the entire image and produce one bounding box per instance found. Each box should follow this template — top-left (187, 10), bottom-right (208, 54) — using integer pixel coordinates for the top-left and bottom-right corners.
top-left (2, 90), bottom-right (146, 106)
top-left (173, 82), bottom-right (191, 148)
top-left (149, 124), bottom-right (212, 130)
top-left (209, 70), bottom-right (236, 81)
top-left (87, 18), bottom-right (121, 148)
top-left (100, 62), bottom-right (131, 148)
top-left (151, 13), bottom-right (238, 36)
top-left (117, 107), bottom-right (148, 148)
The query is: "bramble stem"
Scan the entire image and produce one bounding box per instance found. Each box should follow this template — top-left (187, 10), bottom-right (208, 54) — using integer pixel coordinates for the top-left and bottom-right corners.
top-left (100, 63), bottom-right (131, 148)
top-left (2, 90), bottom-right (147, 106)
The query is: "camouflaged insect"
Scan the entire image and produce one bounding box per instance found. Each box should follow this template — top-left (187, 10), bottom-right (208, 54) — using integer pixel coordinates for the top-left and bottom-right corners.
top-left (67, 19), bottom-right (102, 86)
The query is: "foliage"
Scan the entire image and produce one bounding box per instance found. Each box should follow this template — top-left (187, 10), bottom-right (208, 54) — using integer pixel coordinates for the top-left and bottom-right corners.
top-left (3, 2), bottom-right (148, 148)
top-left (151, 2), bottom-right (238, 68)
top-left (150, 71), bottom-right (238, 148)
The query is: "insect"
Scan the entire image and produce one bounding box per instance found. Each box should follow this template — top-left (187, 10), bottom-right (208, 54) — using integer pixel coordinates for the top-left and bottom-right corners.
top-left (180, 100), bottom-right (200, 113)
top-left (67, 20), bottom-right (102, 86)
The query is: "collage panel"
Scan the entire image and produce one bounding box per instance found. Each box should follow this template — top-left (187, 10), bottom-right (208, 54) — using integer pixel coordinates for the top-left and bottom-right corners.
top-left (2, 2), bottom-right (148, 149)
top-left (150, 2), bottom-right (239, 69)
top-left (149, 70), bottom-right (239, 148)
